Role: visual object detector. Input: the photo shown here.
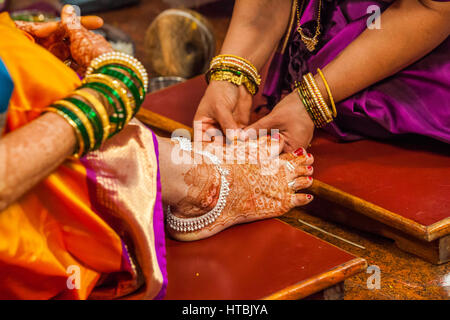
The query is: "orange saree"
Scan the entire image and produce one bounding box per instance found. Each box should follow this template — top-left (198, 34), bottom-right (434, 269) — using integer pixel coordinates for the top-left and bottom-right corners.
top-left (0, 13), bottom-right (167, 300)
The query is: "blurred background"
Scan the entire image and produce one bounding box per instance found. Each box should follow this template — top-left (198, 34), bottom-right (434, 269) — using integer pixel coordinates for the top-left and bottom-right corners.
top-left (1, 0), bottom-right (235, 91)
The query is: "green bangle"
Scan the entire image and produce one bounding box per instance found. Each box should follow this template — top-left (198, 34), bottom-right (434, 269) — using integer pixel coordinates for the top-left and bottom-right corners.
top-left (96, 68), bottom-right (143, 111)
top-left (98, 64), bottom-right (145, 92)
top-left (81, 82), bottom-right (127, 134)
top-left (64, 97), bottom-right (104, 149)
top-left (81, 81), bottom-right (127, 120)
top-left (51, 104), bottom-right (91, 156)
top-left (207, 68), bottom-right (258, 86)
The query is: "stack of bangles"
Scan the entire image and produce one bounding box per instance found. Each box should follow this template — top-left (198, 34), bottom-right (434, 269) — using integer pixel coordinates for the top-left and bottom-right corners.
top-left (205, 54), bottom-right (261, 95)
top-left (295, 68), bottom-right (337, 128)
top-left (44, 51), bottom-right (148, 159)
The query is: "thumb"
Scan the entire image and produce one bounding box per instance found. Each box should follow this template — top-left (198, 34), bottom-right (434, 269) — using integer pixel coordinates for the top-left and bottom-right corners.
top-left (61, 5), bottom-right (82, 33)
top-left (216, 108), bottom-right (242, 140)
top-left (243, 114), bottom-right (275, 140)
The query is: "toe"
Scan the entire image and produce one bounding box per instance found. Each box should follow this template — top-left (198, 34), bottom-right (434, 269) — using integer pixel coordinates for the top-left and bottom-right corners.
top-left (289, 176), bottom-right (313, 192)
top-left (284, 162), bottom-right (313, 180)
top-left (290, 193), bottom-right (314, 207)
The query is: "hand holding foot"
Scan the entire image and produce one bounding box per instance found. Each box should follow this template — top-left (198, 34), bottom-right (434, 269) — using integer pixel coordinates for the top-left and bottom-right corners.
top-left (159, 137), bottom-right (314, 241)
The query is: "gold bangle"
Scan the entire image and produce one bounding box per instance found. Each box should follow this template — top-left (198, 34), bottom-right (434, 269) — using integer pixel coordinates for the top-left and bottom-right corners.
top-left (301, 80), bottom-right (327, 127)
top-left (304, 74), bottom-right (333, 122)
top-left (53, 99), bottom-right (96, 151)
top-left (82, 74), bottom-right (133, 124)
top-left (305, 73), bottom-right (333, 122)
top-left (87, 59), bottom-right (146, 96)
top-left (298, 84), bottom-right (326, 127)
top-left (210, 62), bottom-right (260, 86)
top-left (44, 106), bottom-right (85, 159)
top-left (316, 68), bottom-right (337, 118)
top-left (210, 60), bottom-right (260, 85)
top-left (298, 82), bottom-right (323, 126)
top-left (303, 75), bottom-right (331, 124)
top-left (87, 52), bottom-right (148, 91)
top-left (72, 89), bottom-right (111, 143)
top-left (215, 54), bottom-right (259, 73)
top-left (209, 70), bottom-right (257, 95)
top-left (212, 54), bottom-right (261, 84)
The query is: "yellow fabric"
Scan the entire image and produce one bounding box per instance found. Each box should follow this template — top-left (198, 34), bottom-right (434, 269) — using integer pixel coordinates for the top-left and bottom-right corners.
top-left (0, 13), bottom-right (124, 299)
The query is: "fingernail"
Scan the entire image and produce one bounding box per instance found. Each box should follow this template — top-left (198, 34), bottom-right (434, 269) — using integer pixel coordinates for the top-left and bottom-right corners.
top-left (307, 166), bottom-right (313, 171)
top-left (308, 176), bottom-right (313, 181)
top-left (308, 153), bottom-right (313, 158)
top-left (271, 133), bottom-right (280, 140)
top-left (307, 194), bottom-right (313, 200)
top-left (293, 148), bottom-right (304, 157)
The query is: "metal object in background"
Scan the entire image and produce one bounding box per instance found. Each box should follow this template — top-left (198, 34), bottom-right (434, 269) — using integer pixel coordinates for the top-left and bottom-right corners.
top-left (148, 76), bottom-right (186, 93)
top-left (93, 23), bottom-right (136, 56)
top-left (145, 8), bottom-right (215, 79)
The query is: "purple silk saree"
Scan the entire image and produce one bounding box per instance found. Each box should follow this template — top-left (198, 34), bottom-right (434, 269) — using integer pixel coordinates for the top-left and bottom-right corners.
top-left (263, 0), bottom-right (450, 143)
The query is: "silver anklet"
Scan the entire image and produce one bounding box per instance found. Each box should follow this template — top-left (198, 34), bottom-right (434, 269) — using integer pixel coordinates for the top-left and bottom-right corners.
top-left (166, 137), bottom-right (230, 232)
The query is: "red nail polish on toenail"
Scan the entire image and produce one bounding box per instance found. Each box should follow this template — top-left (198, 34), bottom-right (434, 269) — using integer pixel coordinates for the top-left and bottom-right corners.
top-left (293, 148), bottom-right (304, 156)
top-left (307, 195), bottom-right (313, 200)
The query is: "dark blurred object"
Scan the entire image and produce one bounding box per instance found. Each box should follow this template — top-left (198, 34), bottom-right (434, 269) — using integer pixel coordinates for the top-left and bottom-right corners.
top-left (0, 0), bottom-right (9, 12)
top-left (149, 76), bottom-right (185, 93)
top-left (10, 9), bottom-right (57, 21)
top-left (163, 0), bottom-right (219, 7)
top-left (61, 0), bottom-right (140, 14)
top-left (145, 8), bottom-right (215, 79)
top-left (6, 0), bottom-right (60, 14)
top-left (164, 0), bottom-right (234, 17)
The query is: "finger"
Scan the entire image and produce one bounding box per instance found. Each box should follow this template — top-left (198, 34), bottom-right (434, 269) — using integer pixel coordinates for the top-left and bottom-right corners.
top-left (233, 88), bottom-right (253, 127)
top-left (216, 108), bottom-right (241, 140)
top-left (15, 21), bottom-right (59, 38)
top-left (80, 16), bottom-right (104, 30)
top-left (243, 115), bottom-right (275, 140)
top-left (34, 22), bottom-right (59, 38)
top-left (290, 193), bottom-right (314, 207)
top-left (288, 176), bottom-right (314, 192)
top-left (33, 16), bottom-right (102, 39)
top-left (61, 4), bottom-right (82, 32)
top-left (257, 134), bottom-right (285, 160)
top-left (193, 116), bottom-right (221, 142)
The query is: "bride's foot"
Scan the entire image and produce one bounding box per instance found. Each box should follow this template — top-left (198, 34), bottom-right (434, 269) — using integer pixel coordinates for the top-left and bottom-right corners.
top-left (157, 136), bottom-right (314, 241)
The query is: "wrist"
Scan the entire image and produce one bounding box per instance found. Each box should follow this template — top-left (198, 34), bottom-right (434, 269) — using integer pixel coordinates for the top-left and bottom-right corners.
top-left (290, 90), bottom-right (315, 132)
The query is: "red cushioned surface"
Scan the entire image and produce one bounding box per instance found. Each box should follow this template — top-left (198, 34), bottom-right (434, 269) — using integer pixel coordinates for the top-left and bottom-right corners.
top-left (142, 76), bottom-right (450, 227)
top-left (309, 132), bottom-right (450, 226)
top-left (164, 219), bottom-right (356, 300)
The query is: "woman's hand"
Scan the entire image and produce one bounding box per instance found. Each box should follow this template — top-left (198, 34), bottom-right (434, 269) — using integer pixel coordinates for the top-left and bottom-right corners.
top-left (193, 80), bottom-right (253, 141)
top-left (15, 5), bottom-right (112, 74)
top-left (60, 4), bottom-right (112, 73)
top-left (244, 90), bottom-right (314, 152)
